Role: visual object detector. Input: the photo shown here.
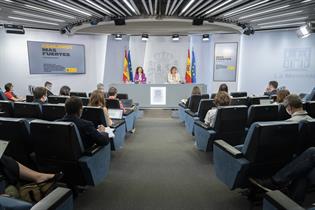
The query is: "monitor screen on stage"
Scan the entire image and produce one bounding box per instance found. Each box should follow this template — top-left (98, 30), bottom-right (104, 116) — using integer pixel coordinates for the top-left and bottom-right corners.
top-left (27, 41), bottom-right (86, 74)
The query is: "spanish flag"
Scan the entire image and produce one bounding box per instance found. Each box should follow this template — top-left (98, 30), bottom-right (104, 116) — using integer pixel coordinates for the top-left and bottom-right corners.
top-left (122, 49), bottom-right (130, 82)
top-left (185, 49), bottom-right (192, 83)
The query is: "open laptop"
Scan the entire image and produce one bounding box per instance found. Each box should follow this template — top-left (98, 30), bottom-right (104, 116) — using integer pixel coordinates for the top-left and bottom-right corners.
top-left (0, 140), bottom-right (9, 158)
top-left (259, 99), bottom-right (273, 105)
top-left (108, 109), bottom-right (123, 120)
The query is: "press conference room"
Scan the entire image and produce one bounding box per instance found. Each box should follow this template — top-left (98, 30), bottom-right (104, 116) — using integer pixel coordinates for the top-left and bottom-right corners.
top-left (0, 0), bottom-right (315, 209)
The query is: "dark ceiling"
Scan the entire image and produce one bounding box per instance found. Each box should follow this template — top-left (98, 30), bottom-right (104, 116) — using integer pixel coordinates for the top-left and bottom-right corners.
top-left (0, 0), bottom-right (314, 33)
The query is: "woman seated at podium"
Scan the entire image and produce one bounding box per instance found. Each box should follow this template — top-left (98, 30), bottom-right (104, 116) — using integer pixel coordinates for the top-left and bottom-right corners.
top-left (167, 66), bottom-right (181, 84)
top-left (134, 66), bottom-right (147, 84)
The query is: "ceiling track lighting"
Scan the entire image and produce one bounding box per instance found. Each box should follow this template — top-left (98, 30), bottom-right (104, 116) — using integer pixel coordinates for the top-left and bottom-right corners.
top-left (141, 34), bottom-right (149, 41)
top-left (202, 34), bottom-right (210, 41)
top-left (172, 34), bottom-right (179, 41)
top-left (114, 34), bottom-right (123, 40)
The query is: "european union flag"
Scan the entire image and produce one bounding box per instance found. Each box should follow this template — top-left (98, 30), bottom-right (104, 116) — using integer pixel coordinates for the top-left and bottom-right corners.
top-left (128, 50), bottom-right (133, 82)
top-left (191, 50), bottom-right (196, 83)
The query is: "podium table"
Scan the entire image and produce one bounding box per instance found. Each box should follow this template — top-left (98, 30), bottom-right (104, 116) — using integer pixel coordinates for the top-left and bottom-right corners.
top-left (110, 83), bottom-right (207, 109)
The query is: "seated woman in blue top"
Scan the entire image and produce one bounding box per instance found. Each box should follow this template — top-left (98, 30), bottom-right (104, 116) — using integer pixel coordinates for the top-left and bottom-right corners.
top-left (134, 66), bottom-right (147, 84)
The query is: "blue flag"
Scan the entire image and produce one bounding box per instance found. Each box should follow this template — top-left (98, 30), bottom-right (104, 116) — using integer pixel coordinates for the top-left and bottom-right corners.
top-left (191, 49), bottom-right (196, 83)
top-left (127, 50), bottom-right (133, 82)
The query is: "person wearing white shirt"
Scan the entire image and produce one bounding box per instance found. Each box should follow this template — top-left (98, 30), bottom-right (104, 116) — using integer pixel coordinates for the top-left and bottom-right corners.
top-left (167, 66), bottom-right (181, 84)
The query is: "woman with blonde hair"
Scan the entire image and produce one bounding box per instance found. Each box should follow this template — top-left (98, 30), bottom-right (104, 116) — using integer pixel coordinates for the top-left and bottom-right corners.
top-left (88, 90), bottom-right (112, 127)
top-left (204, 91), bottom-right (231, 127)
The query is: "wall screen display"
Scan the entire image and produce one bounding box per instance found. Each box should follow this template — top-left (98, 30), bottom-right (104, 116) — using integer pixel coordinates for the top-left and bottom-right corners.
top-left (27, 41), bottom-right (85, 74)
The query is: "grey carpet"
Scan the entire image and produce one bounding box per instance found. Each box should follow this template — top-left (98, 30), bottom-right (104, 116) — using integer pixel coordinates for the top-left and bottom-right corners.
top-left (74, 111), bottom-right (257, 210)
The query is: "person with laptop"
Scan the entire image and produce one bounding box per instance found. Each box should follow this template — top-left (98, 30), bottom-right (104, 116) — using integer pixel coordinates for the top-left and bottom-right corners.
top-left (89, 90), bottom-right (113, 127)
top-left (284, 94), bottom-right (312, 122)
top-left (58, 96), bottom-right (110, 150)
top-left (108, 87), bottom-right (126, 113)
top-left (33, 87), bottom-right (48, 105)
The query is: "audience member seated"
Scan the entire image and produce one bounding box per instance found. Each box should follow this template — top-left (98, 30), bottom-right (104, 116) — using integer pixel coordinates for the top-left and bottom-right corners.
top-left (185, 86), bottom-right (201, 107)
top-left (58, 96), bottom-right (110, 149)
top-left (253, 147), bottom-right (315, 204)
top-left (33, 87), bottom-right (48, 105)
top-left (134, 66), bottom-right (147, 84)
top-left (284, 94), bottom-right (312, 122)
top-left (44, 81), bottom-right (54, 96)
top-left (264, 80), bottom-right (278, 96)
top-left (59, 85), bottom-right (71, 96)
top-left (218, 83), bottom-right (228, 94)
top-left (0, 155), bottom-right (62, 198)
top-left (89, 90), bottom-right (113, 127)
top-left (167, 66), bottom-right (181, 84)
top-left (4, 83), bottom-right (24, 102)
top-left (97, 83), bottom-right (105, 93)
top-left (108, 87), bottom-right (126, 112)
top-left (274, 89), bottom-right (290, 104)
top-left (204, 91), bottom-right (231, 127)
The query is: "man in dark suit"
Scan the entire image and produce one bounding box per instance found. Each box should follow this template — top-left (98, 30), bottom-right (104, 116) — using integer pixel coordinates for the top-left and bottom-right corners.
top-left (264, 80), bottom-right (278, 97)
top-left (58, 96), bottom-right (110, 150)
top-left (44, 81), bottom-right (54, 96)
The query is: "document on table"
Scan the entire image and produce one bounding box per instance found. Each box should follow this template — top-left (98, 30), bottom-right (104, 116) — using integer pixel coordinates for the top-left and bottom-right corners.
top-left (105, 127), bottom-right (115, 138)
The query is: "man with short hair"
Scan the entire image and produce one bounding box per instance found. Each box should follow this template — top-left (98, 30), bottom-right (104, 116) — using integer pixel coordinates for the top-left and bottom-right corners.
top-left (284, 94), bottom-right (312, 122)
top-left (108, 87), bottom-right (125, 112)
top-left (44, 81), bottom-right (54, 96)
top-left (33, 87), bottom-right (47, 105)
top-left (96, 83), bottom-right (105, 93)
top-left (58, 96), bottom-right (110, 150)
top-left (264, 80), bottom-right (278, 96)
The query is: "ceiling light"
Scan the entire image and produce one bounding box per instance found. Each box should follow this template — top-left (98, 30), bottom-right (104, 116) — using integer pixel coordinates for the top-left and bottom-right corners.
top-left (205, 0), bottom-right (232, 15)
top-left (259, 22), bottom-right (305, 29)
top-left (3, 0), bottom-right (13, 2)
top-left (12, 10), bottom-right (65, 22)
top-left (180, 0), bottom-right (195, 14)
top-left (123, 0), bottom-right (136, 13)
top-left (8, 16), bottom-right (59, 26)
top-left (48, 0), bottom-right (92, 16)
top-left (24, 4), bottom-right (76, 19)
top-left (302, 0), bottom-right (312, 2)
top-left (141, 34), bottom-right (149, 41)
top-left (250, 11), bottom-right (303, 22)
top-left (297, 23), bottom-right (312, 38)
top-left (86, 0), bottom-right (111, 14)
top-left (172, 34), bottom-right (179, 41)
top-left (257, 17), bottom-right (308, 26)
top-left (224, 0), bottom-right (269, 16)
top-left (239, 5), bottom-right (290, 19)
top-left (202, 34), bottom-right (209, 41)
top-left (114, 34), bottom-right (123, 40)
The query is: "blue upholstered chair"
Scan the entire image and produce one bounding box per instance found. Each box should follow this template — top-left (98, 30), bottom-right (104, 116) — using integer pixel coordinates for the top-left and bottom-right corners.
top-left (178, 102), bottom-right (187, 123)
top-left (194, 105), bottom-right (248, 151)
top-left (230, 92), bottom-right (247, 98)
top-left (248, 96), bottom-right (270, 106)
top-left (230, 97), bottom-right (248, 106)
top-left (247, 104), bottom-right (279, 127)
top-left (0, 118), bottom-right (34, 168)
top-left (30, 120), bottom-right (111, 187)
top-left (0, 101), bottom-right (14, 117)
top-left (263, 190), bottom-right (309, 210)
top-left (0, 88), bottom-right (7, 101)
top-left (303, 87), bottom-right (315, 102)
top-left (213, 121), bottom-right (299, 190)
top-left (184, 99), bottom-right (214, 135)
top-left (42, 104), bottom-right (66, 121)
top-left (0, 187), bottom-right (73, 210)
top-left (13, 102), bottom-right (42, 119)
top-left (47, 96), bottom-right (68, 104)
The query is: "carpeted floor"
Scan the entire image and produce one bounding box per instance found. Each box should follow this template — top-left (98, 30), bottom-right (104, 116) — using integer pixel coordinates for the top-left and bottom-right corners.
top-left (74, 110), bottom-right (257, 210)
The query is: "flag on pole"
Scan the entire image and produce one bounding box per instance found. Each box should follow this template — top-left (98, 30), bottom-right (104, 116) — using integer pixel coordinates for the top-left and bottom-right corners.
top-left (122, 49), bottom-right (130, 83)
top-left (127, 50), bottom-right (133, 82)
top-left (191, 49), bottom-right (196, 83)
top-left (185, 49), bottom-right (192, 83)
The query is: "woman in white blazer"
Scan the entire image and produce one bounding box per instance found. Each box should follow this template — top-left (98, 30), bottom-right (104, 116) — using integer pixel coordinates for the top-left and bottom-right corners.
top-left (167, 66), bottom-right (181, 84)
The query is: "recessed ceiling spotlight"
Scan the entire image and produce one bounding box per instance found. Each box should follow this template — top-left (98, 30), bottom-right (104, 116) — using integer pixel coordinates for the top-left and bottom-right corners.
top-left (172, 34), bottom-right (180, 41)
top-left (141, 34), bottom-right (149, 41)
top-left (297, 23), bottom-right (312, 38)
top-left (202, 34), bottom-right (209, 41)
top-left (114, 34), bottom-right (123, 40)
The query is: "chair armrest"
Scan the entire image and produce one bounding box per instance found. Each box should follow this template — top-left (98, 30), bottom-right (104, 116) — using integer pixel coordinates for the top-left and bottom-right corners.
top-left (83, 145), bottom-right (104, 156)
top-left (214, 140), bottom-right (243, 158)
top-left (31, 187), bottom-right (73, 210)
top-left (195, 120), bottom-right (211, 130)
top-left (264, 190), bottom-right (305, 210)
top-left (185, 110), bottom-right (198, 117)
top-left (178, 103), bottom-right (186, 108)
